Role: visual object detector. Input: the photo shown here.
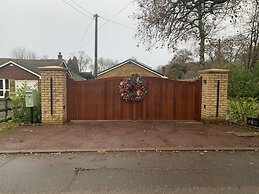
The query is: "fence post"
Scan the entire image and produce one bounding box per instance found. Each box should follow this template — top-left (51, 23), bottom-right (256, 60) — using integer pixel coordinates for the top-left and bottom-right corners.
top-left (199, 69), bottom-right (230, 122)
top-left (4, 98), bottom-right (8, 120)
top-left (39, 66), bottom-right (68, 125)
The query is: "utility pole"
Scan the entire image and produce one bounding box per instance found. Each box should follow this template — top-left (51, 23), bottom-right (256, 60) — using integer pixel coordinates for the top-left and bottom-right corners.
top-left (94, 14), bottom-right (99, 77)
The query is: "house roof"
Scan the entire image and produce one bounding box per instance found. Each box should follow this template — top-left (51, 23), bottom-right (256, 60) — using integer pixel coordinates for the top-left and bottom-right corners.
top-left (0, 58), bottom-right (66, 78)
top-left (70, 71), bottom-right (86, 81)
top-left (97, 59), bottom-right (167, 78)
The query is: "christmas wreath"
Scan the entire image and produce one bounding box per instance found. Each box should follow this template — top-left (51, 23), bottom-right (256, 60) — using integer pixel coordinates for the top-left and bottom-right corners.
top-left (118, 75), bottom-right (147, 102)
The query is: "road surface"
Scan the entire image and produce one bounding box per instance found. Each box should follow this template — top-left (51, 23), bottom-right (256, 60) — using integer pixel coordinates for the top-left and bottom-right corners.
top-left (0, 151), bottom-right (259, 193)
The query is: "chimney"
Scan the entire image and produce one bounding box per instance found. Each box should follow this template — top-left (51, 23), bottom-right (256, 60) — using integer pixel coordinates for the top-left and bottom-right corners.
top-left (58, 52), bottom-right (63, 60)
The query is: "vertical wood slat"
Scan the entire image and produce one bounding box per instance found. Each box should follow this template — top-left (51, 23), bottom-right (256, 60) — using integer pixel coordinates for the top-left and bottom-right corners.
top-left (67, 77), bottom-right (202, 121)
top-left (4, 98), bottom-right (8, 120)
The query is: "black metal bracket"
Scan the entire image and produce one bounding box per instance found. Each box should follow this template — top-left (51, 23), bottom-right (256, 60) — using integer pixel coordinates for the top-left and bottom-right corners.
top-left (50, 77), bottom-right (53, 115)
top-left (216, 80), bottom-right (220, 117)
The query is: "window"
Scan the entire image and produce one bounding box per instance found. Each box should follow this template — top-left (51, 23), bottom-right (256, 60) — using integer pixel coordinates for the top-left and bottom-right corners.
top-left (0, 79), bottom-right (10, 98)
top-left (0, 80), bottom-right (3, 97)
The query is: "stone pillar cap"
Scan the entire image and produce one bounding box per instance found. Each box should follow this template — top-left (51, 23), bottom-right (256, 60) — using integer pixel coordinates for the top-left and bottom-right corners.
top-left (199, 68), bottom-right (230, 74)
top-left (39, 66), bottom-right (68, 71)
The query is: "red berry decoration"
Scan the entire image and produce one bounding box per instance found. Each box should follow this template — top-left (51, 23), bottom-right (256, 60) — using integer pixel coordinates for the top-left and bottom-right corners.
top-left (118, 75), bottom-right (147, 102)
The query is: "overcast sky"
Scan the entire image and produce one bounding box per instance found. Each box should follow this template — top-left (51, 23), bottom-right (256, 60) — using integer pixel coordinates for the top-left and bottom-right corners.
top-left (0, 0), bottom-right (175, 69)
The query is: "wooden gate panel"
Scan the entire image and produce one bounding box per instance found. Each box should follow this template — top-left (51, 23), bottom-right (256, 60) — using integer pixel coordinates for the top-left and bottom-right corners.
top-left (163, 81), bottom-right (175, 119)
top-left (67, 77), bottom-right (201, 121)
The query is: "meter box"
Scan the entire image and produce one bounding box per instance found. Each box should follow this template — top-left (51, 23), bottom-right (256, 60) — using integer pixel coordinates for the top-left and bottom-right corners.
top-left (25, 90), bottom-right (37, 107)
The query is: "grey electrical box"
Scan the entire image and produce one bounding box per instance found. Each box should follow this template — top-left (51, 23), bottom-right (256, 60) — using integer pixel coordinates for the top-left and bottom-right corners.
top-left (25, 90), bottom-right (37, 107)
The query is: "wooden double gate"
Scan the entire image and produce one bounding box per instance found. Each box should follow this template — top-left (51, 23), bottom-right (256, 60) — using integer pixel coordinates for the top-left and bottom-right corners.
top-left (67, 77), bottom-right (202, 121)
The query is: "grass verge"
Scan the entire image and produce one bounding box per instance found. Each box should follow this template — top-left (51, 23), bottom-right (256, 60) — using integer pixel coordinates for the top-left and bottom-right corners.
top-left (228, 125), bottom-right (259, 137)
top-left (0, 121), bottom-right (19, 134)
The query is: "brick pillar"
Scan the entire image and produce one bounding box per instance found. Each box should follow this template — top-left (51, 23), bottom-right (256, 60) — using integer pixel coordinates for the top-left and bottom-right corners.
top-left (39, 66), bottom-right (68, 125)
top-left (200, 69), bottom-right (230, 121)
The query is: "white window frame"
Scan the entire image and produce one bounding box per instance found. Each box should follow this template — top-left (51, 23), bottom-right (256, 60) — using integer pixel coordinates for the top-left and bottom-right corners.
top-left (0, 79), bottom-right (10, 98)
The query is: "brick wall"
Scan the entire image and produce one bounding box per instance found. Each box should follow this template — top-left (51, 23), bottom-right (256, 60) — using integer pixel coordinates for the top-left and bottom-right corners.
top-left (97, 62), bottom-right (160, 79)
top-left (40, 66), bottom-right (68, 125)
top-left (200, 69), bottom-right (230, 121)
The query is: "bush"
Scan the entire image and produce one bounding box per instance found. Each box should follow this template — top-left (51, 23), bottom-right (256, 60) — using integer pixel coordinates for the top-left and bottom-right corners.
top-left (229, 97), bottom-right (259, 124)
top-left (228, 63), bottom-right (259, 98)
top-left (9, 83), bottom-right (41, 123)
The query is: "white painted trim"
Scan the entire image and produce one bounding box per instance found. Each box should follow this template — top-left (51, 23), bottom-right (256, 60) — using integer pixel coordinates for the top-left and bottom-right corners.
top-left (97, 59), bottom-right (167, 78)
top-left (0, 61), bottom-right (41, 79)
top-left (0, 79), bottom-right (10, 98)
top-left (61, 60), bottom-right (72, 77)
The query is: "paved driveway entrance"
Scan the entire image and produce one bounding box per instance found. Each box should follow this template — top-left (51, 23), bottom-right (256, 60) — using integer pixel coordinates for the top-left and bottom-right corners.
top-left (0, 121), bottom-right (259, 152)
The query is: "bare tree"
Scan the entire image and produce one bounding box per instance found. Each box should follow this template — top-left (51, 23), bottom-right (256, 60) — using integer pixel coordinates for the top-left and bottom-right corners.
top-left (41, 55), bottom-right (49, 60)
top-left (243, 0), bottom-right (259, 69)
top-left (10, 46), bottom-right (38, 60)
top-left (98, 57), bottom-right (118, 72)
top-left (156, 65), bottom-right (163, 74)
top-left (205, 35), bottom-right (249, 64)
top-left (134, 0), bottom-right (240, 69)
top-left (76, 51), bottom-right (92, 72)
top-left (172, 49), bottom-right (193, 64)
top-left (207, 0), bottom-right (259, 68)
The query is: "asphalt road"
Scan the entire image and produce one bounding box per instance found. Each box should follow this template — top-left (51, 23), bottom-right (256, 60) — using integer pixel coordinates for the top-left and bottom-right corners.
top-left (0, 151), bottom-right (259, 193)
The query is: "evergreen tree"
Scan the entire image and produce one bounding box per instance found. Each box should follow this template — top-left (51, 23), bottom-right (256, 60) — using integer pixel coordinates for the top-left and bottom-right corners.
top-left (67, 56), bottom-right (79, 73)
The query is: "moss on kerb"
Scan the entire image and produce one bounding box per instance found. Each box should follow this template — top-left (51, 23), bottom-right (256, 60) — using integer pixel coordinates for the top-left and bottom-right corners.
top-left (199, 69), bottom-right (230, 74)
top-left (39, 66), bottom-right (68, 72)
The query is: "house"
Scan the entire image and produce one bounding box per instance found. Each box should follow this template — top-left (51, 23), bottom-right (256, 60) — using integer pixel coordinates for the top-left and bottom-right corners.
top-left (97, 59), bottom-right (167, 79)
top-left (0, 52), bottom-right (84, 98)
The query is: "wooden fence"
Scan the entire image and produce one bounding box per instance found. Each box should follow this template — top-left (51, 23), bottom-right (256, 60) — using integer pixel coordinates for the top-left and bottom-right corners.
top-left (67, 77), bottom-right (202, 121)
top-left (0, 98), bottom-right (11, 120)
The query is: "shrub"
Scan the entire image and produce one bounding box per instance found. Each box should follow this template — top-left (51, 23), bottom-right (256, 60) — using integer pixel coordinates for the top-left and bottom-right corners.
top-left (229, 97), bottom-right (259, 124)
top-left (227, 62), bottom-right (259, 98)
top-left (9, 83), bottom-right (41, 123)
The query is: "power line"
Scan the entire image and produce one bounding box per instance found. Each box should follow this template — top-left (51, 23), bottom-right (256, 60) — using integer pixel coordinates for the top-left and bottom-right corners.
top-left (69, 0), bottom-right (94, 16)
top-left (99, 0), bottom-right (135, 29)
top-left (63, 0), bottom-right (136, 63)
top-left (99, 16), bottom-right (135, 31)
top-left (65, 0), bottom-right (135, 31)
top-left (62, 0), bottom-right (92, 19)
top-left (74, 17), bottom-right (94, 53)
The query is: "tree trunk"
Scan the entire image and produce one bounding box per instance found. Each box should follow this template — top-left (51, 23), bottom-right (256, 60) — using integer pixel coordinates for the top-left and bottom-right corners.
top-left (217, 39), bottom-right (222, 65)
top-left (251, 21), bottom-right (259, 68)
top-left (247, 26), bottom-right (254, 69)
top-left (198, 19), bottom-right (205, 70)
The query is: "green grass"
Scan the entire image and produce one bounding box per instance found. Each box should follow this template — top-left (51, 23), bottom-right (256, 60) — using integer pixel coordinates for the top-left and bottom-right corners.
top-left (227, 125), bottom-right (259, 137)
top-left (0, 121), bottom-right (19, 134)
top-left (229, 131), bottom-right (259, 137)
